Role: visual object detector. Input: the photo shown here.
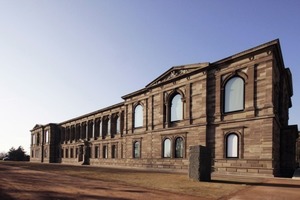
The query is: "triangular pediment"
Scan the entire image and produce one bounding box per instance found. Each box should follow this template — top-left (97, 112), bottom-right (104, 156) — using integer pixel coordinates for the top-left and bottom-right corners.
top-left (32, 124), bottom-right (43, 130)
top-left (146, 62), bottom-right (209, 88)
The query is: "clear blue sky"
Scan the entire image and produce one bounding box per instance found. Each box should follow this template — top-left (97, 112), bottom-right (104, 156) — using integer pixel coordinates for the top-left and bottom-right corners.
top-left (0, 0), bottom-right (300, 153)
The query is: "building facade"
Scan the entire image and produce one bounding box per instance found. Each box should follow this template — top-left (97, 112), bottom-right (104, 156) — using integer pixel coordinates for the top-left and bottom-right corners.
top-left (30, 39), bottom-right (298, 177)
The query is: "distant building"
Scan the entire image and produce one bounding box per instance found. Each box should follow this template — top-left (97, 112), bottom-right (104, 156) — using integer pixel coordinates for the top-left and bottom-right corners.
top-left (30, 39), bottom-right (298, 177)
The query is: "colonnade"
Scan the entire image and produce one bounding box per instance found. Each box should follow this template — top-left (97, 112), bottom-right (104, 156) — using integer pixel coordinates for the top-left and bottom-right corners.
top-left (60, 113), bottom-right (122, 144)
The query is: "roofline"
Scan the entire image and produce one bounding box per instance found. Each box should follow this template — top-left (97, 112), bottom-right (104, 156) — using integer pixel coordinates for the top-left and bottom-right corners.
top-left (145, 62), bottom-right (209, 88)
top-left (32, 39), bottom-right (287, 129)
top-left (211, 39), bottom-right (281, 66)
top-left (121, 88), bottom-right (147, 100)
top-left (122, 62), bottom-right (209, 99)
top-left (59, 102), bottom-right (124, 125)
top-left (30, 123), bottom-right (58, 132)
top-left (123, 40), bottom-right (282, 100)
top-left (31, 102), bottom-right (125, 130)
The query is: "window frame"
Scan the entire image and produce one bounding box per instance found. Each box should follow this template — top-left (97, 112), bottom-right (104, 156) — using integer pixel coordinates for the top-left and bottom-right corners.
top-left (163, 138), bottom-right (171, 158)
top-left (170, 93), bottom-right (183, 122)
top-left (107, 118), bottom-right (111, 136)
top-left (116, 116), bottom-right (121, 134)
top-left (111, 144), bottom-right (117, 159)
top-left (226, 133), bottom-right (239, 158)
top-left (161, 136), bottom-right (186, 159)
top-left (32, 134), bottom-right (36, 145)
top-left (223, 76), bottom-right (245, 114)
top-left (175, 137), bottom-right (184, 158)
top-left (134, 104), bottom-right (143, 128)
top-left (103, 145), bottom-right (108, 159)
top-left (45, 130), bottom-right (49, 143)
top-left (99, 120), bottom-right (102, 137)
top-left (65, 148), bottom-right (69, 158)
top-left (70, 148), bottom-right (74, 158)
top-left (94, 146), bottom-right (99, 158)
top-left (133, 141), bottom-right (141, 158)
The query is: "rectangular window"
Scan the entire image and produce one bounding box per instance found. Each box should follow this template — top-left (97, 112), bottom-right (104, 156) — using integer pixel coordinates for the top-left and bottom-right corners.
top-left (111, 145), bottom-right (117, 159)
top-left (35, 149), bottom-right (40, 158)
top-left (66, 149), bottom-right (69, 158)
top-left (44, 148), bottom-right (48, 158)
top-left (103, 146), bottom-right (108, 159)
top-left (32, 135), bottom-right (36, 145)
top-left (99, 121), bottom-right (102, 137)
top-left (95, 146), bottom-right (99, 158)
top-left (107, 119), bottom-right (111, 136)
top-left (133, 141), bottom-right (141, 158)
top-left (70, 148), bottom-right (74, 158)
top-left (45, 130), bottom-right (49, 143)
top-left (37, 133), bottom-right (40, 145)
top-left (116, 117), bottom-right (120, 133)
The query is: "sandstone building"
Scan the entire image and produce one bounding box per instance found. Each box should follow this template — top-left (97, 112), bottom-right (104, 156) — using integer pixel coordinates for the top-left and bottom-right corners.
top-left (30, 39), bottom-right (298, 177)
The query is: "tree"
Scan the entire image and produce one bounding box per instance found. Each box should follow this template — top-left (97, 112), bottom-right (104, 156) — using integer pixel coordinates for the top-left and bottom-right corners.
top-left (0, 151), bottom-right (7, 160)
top-left (7, 146), bottom-right (28, 161)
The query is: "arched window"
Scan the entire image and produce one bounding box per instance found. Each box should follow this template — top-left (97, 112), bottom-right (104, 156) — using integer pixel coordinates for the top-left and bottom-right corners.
top-left (224, 77), bottom-right (244, 113)
top-left (116, 116), bottom-right (120, 133)
top-left (133, 141), bottom-right (140, 158)
top-left (175, 137), bottom-right (184, 158)
top-left (163, 138), bottom-right (171, 158)
top-left (226, 133), bottom-right (239, 158)
top-left (171, 94), bottom-right (183, 122)
top-left (134, 105), bottom-right (143, 128)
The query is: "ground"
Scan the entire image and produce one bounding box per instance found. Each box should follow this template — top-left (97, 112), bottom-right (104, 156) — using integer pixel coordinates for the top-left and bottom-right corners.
top-left (0, 162), bottom-right (299, 200)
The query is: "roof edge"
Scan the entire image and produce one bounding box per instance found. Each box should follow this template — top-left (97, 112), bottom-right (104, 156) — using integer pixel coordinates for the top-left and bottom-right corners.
top-left (59, 102), bottom-right (124, 125)
top-left (212, 39), bottom-right (280, 65)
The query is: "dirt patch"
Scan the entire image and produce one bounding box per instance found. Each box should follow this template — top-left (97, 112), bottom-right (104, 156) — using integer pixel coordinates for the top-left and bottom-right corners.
top-left (3, 162), bottom-right (299, 199)
top-left (0, 163), bottom-right (199, 199)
